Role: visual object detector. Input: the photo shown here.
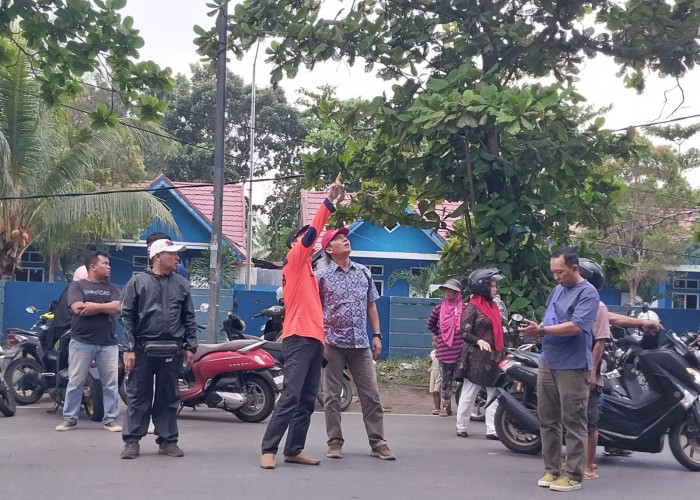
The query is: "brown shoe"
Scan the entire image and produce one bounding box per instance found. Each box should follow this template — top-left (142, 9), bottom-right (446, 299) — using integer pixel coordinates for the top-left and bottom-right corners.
top-left (260, 453), bottom-right (275, 469)
top-left (371, 444), bottom-right (396, 461)
top-left (327, 440), bottom-right (343, 459)
top-left (284, 452), bottom-right (321, 465)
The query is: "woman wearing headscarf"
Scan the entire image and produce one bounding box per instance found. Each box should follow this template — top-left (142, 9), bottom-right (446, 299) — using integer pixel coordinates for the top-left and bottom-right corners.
top-left (455, 268), bottom-right (506, 438)
top-left (426, 278), bottom-right (464, 416)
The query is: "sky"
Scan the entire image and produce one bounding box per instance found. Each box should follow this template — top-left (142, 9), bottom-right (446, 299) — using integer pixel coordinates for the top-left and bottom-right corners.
top-left (122, 0), bottom-right (700, 187)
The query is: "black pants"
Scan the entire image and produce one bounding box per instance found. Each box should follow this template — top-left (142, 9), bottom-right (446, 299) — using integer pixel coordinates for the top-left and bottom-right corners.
top-left (261, 335), bottom-right (324, 456)
top-left (122, 351), bottom-right (182, 444)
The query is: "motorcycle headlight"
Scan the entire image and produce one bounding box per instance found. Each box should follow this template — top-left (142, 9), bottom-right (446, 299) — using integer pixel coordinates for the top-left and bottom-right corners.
top-left (686, 367), bottom-right (700, 392)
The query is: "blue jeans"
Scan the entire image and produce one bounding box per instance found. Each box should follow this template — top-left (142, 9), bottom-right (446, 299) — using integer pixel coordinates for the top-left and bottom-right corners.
top-left (63, 339), bottom-right (119, 423)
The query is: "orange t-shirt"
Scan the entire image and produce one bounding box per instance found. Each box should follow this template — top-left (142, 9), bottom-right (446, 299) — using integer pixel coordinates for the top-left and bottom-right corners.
top-left (280, 198), bottom-right (334, 343)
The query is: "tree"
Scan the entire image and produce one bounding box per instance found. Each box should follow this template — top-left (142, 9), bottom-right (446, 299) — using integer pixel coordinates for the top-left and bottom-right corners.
top-left (388, 264), bottom-right (441, 298)
top-left (156, 64), bottom-right (307, 182)
top-left (198, 0), bottom-right (700, 311)
top-left (1, 0), bottom-right (173, 125)
top-left (0, 52), bottom-right (176, 280)
top-left (185, 248), bottom-right (240, 289)
top-left (587, 137), bottom-right (699, 305)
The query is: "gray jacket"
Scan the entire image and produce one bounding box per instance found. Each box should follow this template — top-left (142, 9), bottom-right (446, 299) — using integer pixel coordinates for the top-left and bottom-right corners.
top-left (120, 269), bottom-right (197, 352)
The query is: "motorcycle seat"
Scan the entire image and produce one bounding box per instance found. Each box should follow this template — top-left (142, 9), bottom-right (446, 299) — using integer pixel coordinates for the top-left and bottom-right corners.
top-left (6, 328), bottom-right (37, 336)
top-left (194, 339), bottom-right (265, 361)
top-left (512, 349), bottom-right (541, 366)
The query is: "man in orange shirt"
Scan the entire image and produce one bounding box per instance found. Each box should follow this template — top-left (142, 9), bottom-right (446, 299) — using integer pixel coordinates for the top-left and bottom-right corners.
top-left (260, 175), bottom-right (344, 470)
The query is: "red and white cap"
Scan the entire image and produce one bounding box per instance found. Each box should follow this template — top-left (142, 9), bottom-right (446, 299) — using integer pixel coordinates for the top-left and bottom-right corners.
top-left (149, 239), bottom-right (186, 258)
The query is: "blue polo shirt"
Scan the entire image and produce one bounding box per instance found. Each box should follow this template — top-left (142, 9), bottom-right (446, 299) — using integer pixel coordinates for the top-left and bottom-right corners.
top-left (540, 280), bottom-right (599, 370)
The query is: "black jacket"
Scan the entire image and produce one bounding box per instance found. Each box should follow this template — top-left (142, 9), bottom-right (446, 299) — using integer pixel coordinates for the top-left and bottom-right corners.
top-left (120, 269), bottom-right (197, 352)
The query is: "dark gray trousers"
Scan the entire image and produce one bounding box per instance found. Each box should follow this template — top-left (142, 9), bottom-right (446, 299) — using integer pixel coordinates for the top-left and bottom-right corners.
top-left (261, 335), bottom-right (324, 456)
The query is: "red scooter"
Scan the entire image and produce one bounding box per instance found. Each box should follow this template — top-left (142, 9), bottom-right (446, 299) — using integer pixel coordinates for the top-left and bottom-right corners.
top-left (179, 330), bottom-right (280, 423)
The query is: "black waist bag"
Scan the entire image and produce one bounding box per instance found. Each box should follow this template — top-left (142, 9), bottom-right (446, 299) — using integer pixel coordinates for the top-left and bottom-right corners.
top-left (143, 341), bottom-right (180, 358)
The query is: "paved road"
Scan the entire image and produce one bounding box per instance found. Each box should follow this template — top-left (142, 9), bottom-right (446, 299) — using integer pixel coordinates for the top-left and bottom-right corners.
top-left (0, 400), bottom-right (697, 500)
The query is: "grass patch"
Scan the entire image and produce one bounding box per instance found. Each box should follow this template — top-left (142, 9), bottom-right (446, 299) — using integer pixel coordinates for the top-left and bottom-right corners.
top-left (376, 357), bottom-right (431, 387)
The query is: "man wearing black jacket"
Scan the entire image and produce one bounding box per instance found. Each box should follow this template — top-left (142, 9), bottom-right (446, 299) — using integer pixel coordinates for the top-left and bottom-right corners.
top-left (120, 239), bottom-right (197, 459)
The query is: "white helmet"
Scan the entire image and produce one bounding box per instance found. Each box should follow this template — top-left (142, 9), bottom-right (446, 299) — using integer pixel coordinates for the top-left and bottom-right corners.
top-left (276, 286), bottom-right (283, 303)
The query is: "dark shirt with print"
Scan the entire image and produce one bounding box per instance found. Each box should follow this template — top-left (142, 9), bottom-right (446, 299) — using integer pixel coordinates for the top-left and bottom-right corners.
top-left (67, 279), bottom-right (120, 345)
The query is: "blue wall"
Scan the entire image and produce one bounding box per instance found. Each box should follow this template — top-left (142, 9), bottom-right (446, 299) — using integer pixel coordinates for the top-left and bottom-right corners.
top-left (350, 222), bottom-right (440, 253)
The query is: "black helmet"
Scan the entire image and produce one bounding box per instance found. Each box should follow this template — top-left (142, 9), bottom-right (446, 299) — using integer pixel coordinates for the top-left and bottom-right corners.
top-left (578, 258), bottom-right (604, 290)
top-left (468, 268), bottom-right (505, 298)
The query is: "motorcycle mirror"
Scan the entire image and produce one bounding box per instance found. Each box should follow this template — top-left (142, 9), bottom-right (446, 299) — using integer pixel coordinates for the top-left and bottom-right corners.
top-left (199, 303), bottom-right (209, 313)
top-left (25, 305), bottom-right (38, 314)
top-left (510, 313), bottom-right (524, 322)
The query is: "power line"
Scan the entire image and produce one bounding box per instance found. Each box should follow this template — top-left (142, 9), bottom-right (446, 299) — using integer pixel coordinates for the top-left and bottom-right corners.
top-left (612, 113), bottom-right (700, 132)
top-left (0, 174), bottom-right (304, 202)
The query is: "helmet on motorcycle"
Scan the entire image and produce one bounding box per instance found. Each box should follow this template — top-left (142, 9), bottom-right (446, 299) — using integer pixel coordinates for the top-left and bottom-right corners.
top-left (642, 302), bottom-right (650, 312)
top-left (578, 258), bottom-right (604, 290)
top-left (468, 268), bottom-right (505, 299)
top-left (276, 286), bottom-right (283, 303)
top-left (72, 265), bottom-right (88, 281)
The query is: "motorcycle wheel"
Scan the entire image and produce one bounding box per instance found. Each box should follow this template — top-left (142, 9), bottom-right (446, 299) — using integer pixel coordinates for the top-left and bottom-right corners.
top-left (494, 393), bottom-right (541, 455)
top-left (82, 374), bottom-right (104, 422)
top-left (235, 374), bottom-right (275, 423)
top-left (470, 388), bottom-right (487, 422)
top-left (4, 357), bottom-right (45, 405)
top-left (0, 380), bottom-right (16, 416)
top-left (339, 376), bottom-right (353, 412)
top-left (668, 417), bottom-right (700, 471)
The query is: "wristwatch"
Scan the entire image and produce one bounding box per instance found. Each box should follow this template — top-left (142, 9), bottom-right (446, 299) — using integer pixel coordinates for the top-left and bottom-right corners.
top-left (538, 325), bottom-right (545, 338)
top-left (372, 333), bottom-right (382, 339)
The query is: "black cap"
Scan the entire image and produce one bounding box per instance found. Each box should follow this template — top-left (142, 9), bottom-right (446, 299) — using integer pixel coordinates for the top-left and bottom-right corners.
top-left (286, 225), bottom-right (310, 248)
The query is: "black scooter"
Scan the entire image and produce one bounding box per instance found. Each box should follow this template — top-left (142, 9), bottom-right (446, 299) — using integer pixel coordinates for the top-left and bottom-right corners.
top-left (492, 330), bottom-right (700, 471)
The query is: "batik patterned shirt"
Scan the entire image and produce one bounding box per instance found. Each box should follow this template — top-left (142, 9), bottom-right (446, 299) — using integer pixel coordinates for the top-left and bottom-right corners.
top-left (315, 260), bottom-right (380, 349)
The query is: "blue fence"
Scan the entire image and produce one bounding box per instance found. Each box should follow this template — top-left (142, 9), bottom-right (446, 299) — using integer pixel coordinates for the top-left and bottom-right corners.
top-left (4, 281), bottom-right (696, 359)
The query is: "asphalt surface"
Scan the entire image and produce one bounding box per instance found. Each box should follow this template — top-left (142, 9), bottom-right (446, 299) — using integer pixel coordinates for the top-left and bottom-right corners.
top-left (0, 399), bottom-right (697, 500)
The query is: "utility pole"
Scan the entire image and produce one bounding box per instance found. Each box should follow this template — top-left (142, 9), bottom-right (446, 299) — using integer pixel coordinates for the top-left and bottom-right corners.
top-left (244, 41), bottom-right (260, 290)
top-left (207, 2), bottom-right (227, 343)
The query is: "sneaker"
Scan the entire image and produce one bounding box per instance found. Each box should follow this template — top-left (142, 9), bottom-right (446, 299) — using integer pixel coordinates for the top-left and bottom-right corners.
top-left (103, 421), bottom-right (122, 432)
top-left (120, 442), bottom-right (140, 459)
top-left (55, 420), bottom-right (77, 431)
top-left (438, 408), bottom-right (448, 417)
top-left (456, 427), bottom-right (468, 437)
top-left (158, 442), bottom-right (185, 457)
top-left (371, 444), bottom-right (396, 461)
top-left (550, 477), bottom-right (582, 492)
top-left (537, 472), bottom-right (558, 487)
top-left (327, 440), bottom-right (343, 459)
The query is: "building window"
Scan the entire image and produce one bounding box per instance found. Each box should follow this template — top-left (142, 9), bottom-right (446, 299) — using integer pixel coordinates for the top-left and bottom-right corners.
top-left (133, 255), bottom-right (149, 268)
top-left (673, 293), bottom-right (699, 309)
top-left (15, 268), bottom-right (44, 282)
top-left (674, 279), bottom-right (699, 289)
top-left (373, 280), bottom-right (383, 296)
top-left (369, 265), bottom-right (383, 276)
top-left (20, 251), bottom-right (45, 264)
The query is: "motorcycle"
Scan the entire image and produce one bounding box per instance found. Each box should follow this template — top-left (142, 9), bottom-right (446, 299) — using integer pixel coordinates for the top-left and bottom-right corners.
top-left (492, 329), bottom-right (700, 471)
top-left (178, 335), bottom-right (279, 423)
top-left (3, 305), bottom-right (103, 420)
top-left (251, 304), bottom-right (354, 412)
top-left (0, 345), bottom-right (17, 416)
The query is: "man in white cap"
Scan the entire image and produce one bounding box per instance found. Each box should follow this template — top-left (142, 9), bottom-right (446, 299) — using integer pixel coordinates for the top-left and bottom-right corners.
top-left (119, 239), bottom-right (197, 459)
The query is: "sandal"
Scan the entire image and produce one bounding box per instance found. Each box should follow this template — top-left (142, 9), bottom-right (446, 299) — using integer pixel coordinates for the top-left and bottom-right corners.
top-left (583, 472), bottom-right (599, 480)
top-left (432, 409), bottom-right (440, 415)
top-left (603, 447), bottom-right (632, 457)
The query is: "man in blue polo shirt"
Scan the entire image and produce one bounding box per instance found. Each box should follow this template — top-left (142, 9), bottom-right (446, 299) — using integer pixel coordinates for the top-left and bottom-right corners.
top-left (519, 248), bottom-right (599, 492)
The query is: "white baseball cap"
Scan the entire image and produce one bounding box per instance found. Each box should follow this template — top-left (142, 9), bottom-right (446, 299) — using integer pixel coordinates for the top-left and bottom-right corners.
top-left (149, 239), bottom-right (186, 258)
